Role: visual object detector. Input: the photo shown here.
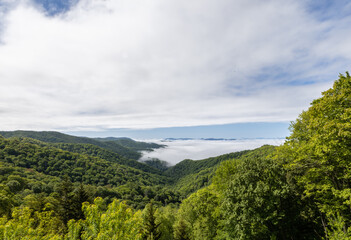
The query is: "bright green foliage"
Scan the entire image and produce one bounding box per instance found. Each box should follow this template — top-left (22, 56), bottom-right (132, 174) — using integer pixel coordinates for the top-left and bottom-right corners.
top-left (65, 219), bottom-right (83, 240)
top-left (280, 72), bottom-right (351, 218)
top-left (326, 213), bottom-right (351, 240)
top-left (0, 207), bottom-right (63, 239)
top-left (0, 217), bottom-right (6, 238)
top-left (0, 197), bottom-right (143, 239)
top-left (156, 205), bottom-right (177, 240)
top-left (176, 186), bottom-right (220, 240)
top-left (77, 197), bottom-right (142, 240)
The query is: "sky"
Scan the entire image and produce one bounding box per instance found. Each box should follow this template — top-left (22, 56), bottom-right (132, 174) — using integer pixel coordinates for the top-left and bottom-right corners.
top-left (0, 0), bottom-right (351, 138)
top-left (67, 122), bottom-right (290, 139)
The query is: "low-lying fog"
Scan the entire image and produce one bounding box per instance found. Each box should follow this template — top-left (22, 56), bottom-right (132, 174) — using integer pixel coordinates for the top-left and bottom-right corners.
top-left (139, 138), bottom-right (285, 165)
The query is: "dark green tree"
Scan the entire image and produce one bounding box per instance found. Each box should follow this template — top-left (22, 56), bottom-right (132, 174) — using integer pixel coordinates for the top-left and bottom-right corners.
top-left (214, 156), bottom-right (317, 239)
top-left (72, 182), bottom-right (91, 220)
top-left (56, 175), bottom-right (74, 226)
top-left (142, 202), bottom-right (161, 240)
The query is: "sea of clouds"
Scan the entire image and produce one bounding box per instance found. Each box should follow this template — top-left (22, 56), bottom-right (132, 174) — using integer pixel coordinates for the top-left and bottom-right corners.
top-left (139, 138), bottom-right (285, 165)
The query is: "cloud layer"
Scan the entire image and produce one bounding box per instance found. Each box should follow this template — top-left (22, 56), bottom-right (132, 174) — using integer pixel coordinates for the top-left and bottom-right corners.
top-left (140, 139), bottom-right (285, 165)
top-left (0, 0), bottom-right (351, 131)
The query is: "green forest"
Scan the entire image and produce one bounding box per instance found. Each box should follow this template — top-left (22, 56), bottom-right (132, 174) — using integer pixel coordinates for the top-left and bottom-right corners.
top-left (0, 72), bottom-right (351, 239)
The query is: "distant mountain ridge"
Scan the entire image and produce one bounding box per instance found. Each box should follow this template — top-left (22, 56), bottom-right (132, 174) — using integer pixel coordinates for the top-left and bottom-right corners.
top-left (94, 137), bottom-right (165, 151)
top-left (0, 130), bottom-right (163, 160)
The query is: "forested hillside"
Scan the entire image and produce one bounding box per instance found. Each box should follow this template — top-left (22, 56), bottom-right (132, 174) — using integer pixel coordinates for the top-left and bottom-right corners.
top-left (165, 146), bottom-right (275, 196)
top-left (1, 73), bottom-right (351, 239)
top-left (45, 142), bottom-right (163, 175)
top-left (0, 131), bottom-right (164, 160)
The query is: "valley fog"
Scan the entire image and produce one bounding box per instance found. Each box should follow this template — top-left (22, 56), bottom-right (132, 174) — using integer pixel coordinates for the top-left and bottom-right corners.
top-left (139, 138), bottom-right (285, 165)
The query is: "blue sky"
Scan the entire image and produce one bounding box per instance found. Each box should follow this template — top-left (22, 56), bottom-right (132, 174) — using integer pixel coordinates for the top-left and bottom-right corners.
top-left (32, 0), bottom-right (78, 16)
top-left (67, 122), bottom-right (291, 139)
top-left (31, 0), bottom-right (351, 20)
top-left (306, 0), bottom-right (351, 21)
top-left (0, 0), bottom-right (350, 138)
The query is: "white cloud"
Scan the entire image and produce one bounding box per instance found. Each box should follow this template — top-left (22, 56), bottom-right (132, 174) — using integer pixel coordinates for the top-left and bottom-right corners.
top-left (140, 139), bottom-right (285, 165)
top-left (0, 0), bottom-right (350, 131)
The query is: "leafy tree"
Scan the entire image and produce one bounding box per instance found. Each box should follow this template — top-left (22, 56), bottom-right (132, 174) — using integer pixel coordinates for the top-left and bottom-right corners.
top-left (156, 205), bottom-right (177, 240)
top-left (214, 156), bottom-right (315, 239)
top-left (173, 219), bottom-right (190, 240)
top-left (278, 72), bottom-right (351, 224)
top-left (66, 219), bottom-right (83, 240)
top-left (24, 192), bottom-right (58, 213)
top-left (325, 213), bottom-right (351, 240)
top-left (78, 197), bottom-right (142, 240)
top-left (0, 206), bottom-right (62, 239)
top-left (176, 186), bottom-right (220, 240)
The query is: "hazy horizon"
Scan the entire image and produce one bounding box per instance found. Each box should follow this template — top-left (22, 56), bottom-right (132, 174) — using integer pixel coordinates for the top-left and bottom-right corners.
top-left (64, 122), bottom-right (291, 140)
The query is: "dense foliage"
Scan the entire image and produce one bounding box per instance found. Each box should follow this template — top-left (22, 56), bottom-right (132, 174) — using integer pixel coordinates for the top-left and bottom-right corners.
top-left (276, 72), bottom-right (351, 236)
top-left (49, 142), bottom-right (163, 175)
top-left (1, 72), bottom-right (351, 239)
top-left (0, 137), bottom-right (167, 186)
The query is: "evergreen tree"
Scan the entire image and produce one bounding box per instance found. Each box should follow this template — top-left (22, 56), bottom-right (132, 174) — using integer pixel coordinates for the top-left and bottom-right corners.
top-left (56, 175), bottom-right (74, 226)
top-left (72, 183), bottom-right (90, 220)
top-left (142, 202), bottom-right (161, 240)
